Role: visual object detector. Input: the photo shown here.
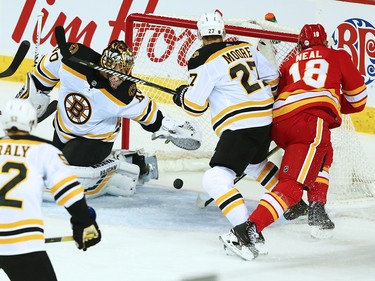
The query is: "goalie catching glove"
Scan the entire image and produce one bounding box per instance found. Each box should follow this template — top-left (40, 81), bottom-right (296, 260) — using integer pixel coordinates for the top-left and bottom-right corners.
top-left (16, 72), bottom-right (51, 118)
top-left (152, 117), bottom-right (201, 150)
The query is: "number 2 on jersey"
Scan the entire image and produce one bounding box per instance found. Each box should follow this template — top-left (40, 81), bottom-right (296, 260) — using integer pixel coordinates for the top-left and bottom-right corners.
top-left (230, 61), bottom-right (262, 95)
top-left (0, 162), bottom-right (26, 208)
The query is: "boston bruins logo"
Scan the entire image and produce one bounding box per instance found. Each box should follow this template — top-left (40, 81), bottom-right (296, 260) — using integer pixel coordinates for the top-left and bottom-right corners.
top-left (65, 93), bottom-right (91, 124)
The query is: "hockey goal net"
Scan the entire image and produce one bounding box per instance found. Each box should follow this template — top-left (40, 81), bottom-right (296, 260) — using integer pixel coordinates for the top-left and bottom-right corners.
top-left (124, 13), bottom-right (375, 202)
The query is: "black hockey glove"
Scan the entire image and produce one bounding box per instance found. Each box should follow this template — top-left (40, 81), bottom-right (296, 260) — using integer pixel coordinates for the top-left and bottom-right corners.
top-left (71, 218), bottom-right (101, 251)
top-left (173, 84), bottom-right (188, 107)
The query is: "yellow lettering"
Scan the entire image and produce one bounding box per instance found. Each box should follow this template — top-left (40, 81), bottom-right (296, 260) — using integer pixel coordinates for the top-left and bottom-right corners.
top-left (14, 146), bottom-right (21, 157)
top-left (244, 47), bottom-right (252, 57)
top-left (4, 145), bottom-right (12, 155)
top-left (222, 47), bottom-right (253, 64)
top-left (222, 53), bottom-right (235, 64)
top-left (230, 50), bottom-right (240, 59)
top-left (22, 146), bottom-right (30, 157)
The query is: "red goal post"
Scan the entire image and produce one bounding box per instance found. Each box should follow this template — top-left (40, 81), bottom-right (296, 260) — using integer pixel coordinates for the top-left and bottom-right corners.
top-left (123, 13), bottom-right (375, 202)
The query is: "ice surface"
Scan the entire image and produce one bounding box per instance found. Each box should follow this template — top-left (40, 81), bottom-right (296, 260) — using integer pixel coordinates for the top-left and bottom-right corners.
top-left (1, 81), bottom-right (375, 281)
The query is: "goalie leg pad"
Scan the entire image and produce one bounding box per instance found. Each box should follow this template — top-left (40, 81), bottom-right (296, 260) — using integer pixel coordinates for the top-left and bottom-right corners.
top-left (69, 159), bottom-right (119, 199)
top-left (111, 149), bottom-right (159, 184)
top-left (45, 158), bottom-right (139, 199)
top-left (106, 159), bottom-right (140, 196)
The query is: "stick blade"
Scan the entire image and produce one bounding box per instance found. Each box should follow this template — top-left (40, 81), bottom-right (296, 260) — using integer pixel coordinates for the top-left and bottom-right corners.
top-left (54, 25), bottom-right (71, 58)
top-left (37, 100), bottom-right (58, 123)
top-left (0, 40), bottom-right (30, 78)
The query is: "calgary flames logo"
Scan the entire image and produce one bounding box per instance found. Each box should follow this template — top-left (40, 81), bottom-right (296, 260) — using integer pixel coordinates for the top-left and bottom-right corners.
top-left (64, 93), bottom-right (91, 124)
top-left (331, 18), bottom-right (375, 85)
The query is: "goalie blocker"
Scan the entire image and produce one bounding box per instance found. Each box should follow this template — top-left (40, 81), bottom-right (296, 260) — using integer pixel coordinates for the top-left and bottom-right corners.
top-left (43, 149), bottom-right (158, 201)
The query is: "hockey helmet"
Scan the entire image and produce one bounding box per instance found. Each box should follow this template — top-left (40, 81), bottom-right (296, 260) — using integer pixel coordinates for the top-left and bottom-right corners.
top-left (1, 99), bottom-right (37, 133)
top-left (298, 24), bottom-right (327, 50)
top-left (197, 10), bottom-right (226, 39)
top-left (100, 40), bottom-right (134, 76)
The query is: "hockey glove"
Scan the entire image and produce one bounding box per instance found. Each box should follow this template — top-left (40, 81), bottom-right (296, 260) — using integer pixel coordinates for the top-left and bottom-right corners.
top-left (71, 219), bottom-right (101, 251)
top-left (151, 117), bottom-right (201, 150)
top-left (173, 85), bottom-right (188, 107)
top-left (16, 72), bottom-right (51, 118)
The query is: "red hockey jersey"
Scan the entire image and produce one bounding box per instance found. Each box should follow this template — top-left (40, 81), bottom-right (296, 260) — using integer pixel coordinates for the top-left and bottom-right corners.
top-left (274, 45), bottom-right (367, 128)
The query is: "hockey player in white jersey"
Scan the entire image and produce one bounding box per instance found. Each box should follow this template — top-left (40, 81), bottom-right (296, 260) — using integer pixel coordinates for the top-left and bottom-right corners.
top-left (172, 10), bottom-right (280, 254)
top-left (0, 99), bottom-right (101, 281)
top-left (17, 38), bottom-right (200, 199)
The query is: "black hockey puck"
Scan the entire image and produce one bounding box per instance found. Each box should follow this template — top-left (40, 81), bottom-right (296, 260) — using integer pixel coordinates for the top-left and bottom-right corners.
top-left (173, 178), bottom-right (183, 189)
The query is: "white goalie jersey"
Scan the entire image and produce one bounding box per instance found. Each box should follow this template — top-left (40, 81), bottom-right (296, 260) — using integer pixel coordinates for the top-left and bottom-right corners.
top-left (0, 135), bottom-right (85, 255)
top-left (32, 43), bottom-right (160, 144)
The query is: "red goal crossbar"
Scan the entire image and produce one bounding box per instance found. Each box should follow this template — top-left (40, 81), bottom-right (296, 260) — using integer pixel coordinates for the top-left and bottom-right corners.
top-left (121, 13), bottom-right (298, 149)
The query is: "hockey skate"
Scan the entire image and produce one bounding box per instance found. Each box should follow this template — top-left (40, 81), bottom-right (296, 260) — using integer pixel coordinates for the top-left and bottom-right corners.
top-left (219, 221), bottom-right (260, 261)
top-left (308, 202), bottom-right (335, 239)
top-left (223, 230), bottom-right (268, 256)
top-left (152, 117), bottom-right (201, 150)
top-left (283, 199), bottom-right (309, 221)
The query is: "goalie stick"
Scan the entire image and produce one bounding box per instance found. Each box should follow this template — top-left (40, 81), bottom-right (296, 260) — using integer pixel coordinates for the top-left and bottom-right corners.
top-left (196, 146), bottom-right (281, 208)
top-left (37, 100), bottom-right (57, 123)
top-left (0, 40), bottom-right (30, 78)
top-left (54, 26), bottom-right (178, 95)
top-left (34, 12), bottom-right (44, 67)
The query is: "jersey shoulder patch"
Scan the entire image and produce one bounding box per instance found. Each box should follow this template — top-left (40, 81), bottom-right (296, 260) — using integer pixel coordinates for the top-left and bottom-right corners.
top-left (62, 43), bottom-right (101, 82)
top-left (109, 80), bottom-right (138, 105)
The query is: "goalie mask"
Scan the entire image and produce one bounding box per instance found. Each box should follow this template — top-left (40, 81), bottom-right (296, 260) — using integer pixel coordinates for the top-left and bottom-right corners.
top-left (298, 24), bottom-right (327, 51)
top-left (197, 10), bottom-right (226, 40)
top-left (100, 40), bottom-right (134, 89)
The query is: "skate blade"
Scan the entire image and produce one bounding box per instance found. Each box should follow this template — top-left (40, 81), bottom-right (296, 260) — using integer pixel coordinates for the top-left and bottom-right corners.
top-left (219, 233), bottom-right (259, 261)
top-left (254, 242), bottom-right (269, 255)
top-left (224, 243), bottom-right (268, 256)
top-left (310, 226), bottom-right (334, 239)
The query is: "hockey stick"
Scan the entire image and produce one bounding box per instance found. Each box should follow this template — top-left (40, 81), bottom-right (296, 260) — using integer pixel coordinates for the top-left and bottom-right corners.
top-left (31, 12), bottom-right (57, 124)
top-left (37, 100), bottom-right (58, 123)
top-left (45, 207), bottom-right (96, 243)
top-left (45, 235), bottom-right (73, 243)
top-left (196, 146), bottom-right (281, 208)
top-left (45, 233), bottom-right (97, 244)
top-left (54, 26), bottom-right (178, 95)
top-left (34, 12), bottom-right (44, 67)
top-left (0, 40), bottom-right (30, 78)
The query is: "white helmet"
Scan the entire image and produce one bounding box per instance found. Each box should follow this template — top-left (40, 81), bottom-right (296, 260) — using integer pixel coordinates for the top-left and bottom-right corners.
top-left (197, 10), bottom-right (226, 39)
top-left (1, 99), bottom-right (37, 133)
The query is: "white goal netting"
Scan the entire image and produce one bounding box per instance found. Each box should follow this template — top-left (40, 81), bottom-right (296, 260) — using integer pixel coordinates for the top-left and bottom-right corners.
top-left (124, 13), bottom-right (375, 202)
